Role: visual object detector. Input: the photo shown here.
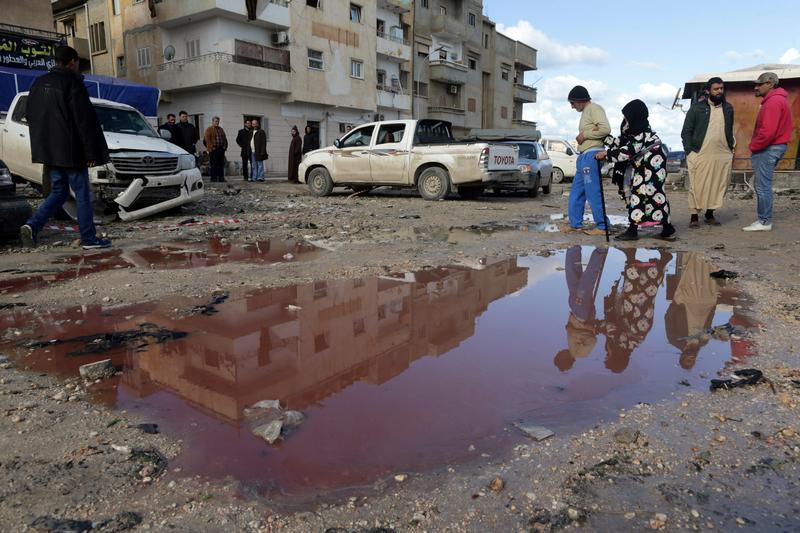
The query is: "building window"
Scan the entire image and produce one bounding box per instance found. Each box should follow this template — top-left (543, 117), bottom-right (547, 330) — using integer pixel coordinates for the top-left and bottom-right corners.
top-left (62, 19), bottom-right (76, 37)
top-left (376, 69), bottom-right (386, 88)
top-left (501, 68), bottom-right (509, 81)
top-left (306, 0), bottom-right (321, 6)
top-left (501, 106), bottom-right (508, 119)
top-left (185, 39), bottom-right (200, 58)
top-left (468, 98), bottom-right (477, 112)
top-left (468, 13), bottom-right (476, 26)
top-left (440, 6), bottom-right (447, 15)
top-left (438, 48), bottom-right (447, 60)
top-left (136, 47), bottom-right (151, 68)
top-left (112, 0), bottom-right (121, 15)
top-left (376, 19), bottom-right (385, 36)
top-left (89, 22), bottom-right (106, 53)
top-left (420, 0), bottom-right (428, 7)
top-left (116, 55), bottom-right (125, 73)
top-left (350, 3), bottom-right (362, 23)
top-left (468, 57), bottom-right (477, 70)
top-left (314, 333), bottom-right (329, 353)
top-left (399, 70), bottom-right (409, 90)
top-left (413, 81), bottom-right (428, 97)
top-left (308, 48), bottom-right (323, 70)
top-left (350, 59), bottom-right (364, 79)
top-left (483, 33), bottom-right (489, 48)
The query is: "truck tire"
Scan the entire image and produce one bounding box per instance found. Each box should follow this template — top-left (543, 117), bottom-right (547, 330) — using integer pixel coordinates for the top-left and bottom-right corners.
top-left (542, 181), bottom-right (552, 195)
top-left (0, 196), bottom-right (33, 242)
top-left (417, 167), bottom-right (450, 201)
top-left (458, 186), bottom-right (484, 200)
top-left (307, 167), bottom-right (334, 197)
top-left (551, 167), bottom-right (564, 184)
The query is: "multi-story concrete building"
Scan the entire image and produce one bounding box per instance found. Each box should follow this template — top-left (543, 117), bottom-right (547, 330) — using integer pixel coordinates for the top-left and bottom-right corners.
top-left (412, 0), bottom-right (537, 136)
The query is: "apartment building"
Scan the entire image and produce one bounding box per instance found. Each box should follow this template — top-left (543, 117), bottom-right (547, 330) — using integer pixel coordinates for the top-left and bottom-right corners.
top-left (412, 0), bottom-right (537, 135)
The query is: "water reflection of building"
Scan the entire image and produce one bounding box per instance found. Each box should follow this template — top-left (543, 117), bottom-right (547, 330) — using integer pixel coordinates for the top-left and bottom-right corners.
top-left (122, 258), bottom-right (528, 423)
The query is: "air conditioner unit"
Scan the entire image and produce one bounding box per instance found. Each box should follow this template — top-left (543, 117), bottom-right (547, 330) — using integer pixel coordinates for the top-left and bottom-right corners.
top-left (271, 31), bottom-right (289, 46)
top-left (449, 85), bottom-right (459, 94)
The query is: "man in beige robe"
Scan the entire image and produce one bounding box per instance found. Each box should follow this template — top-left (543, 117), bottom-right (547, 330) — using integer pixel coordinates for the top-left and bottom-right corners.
top-left (680, 78), bottom-right (735, 226)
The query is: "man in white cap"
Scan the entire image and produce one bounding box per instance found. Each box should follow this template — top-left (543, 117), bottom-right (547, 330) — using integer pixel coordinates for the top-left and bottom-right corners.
top-left (743, 72), bottom-right (792, 231)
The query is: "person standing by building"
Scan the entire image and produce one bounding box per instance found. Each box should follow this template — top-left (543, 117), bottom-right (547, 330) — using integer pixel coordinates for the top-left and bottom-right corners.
top-left (20, 45), bottom-right (111, 249)
top-left (743, 72), bottom-right (793, 232)
top-left (302, 125), bottom-right (319, 155)
top-left (564, 86), bottom-right (611, 236)
top-left (236, 119), bottom-right (252, 181)
top-left (250, 118), bottom-right (268, 182)
top-left (288, 125), bottom-right (302, 183)
top-left (159, 113), bottom-right (183, 148)
top-left (204, 116), bottom-right (228, 182)
top-left (596, 99), bottom-right (675, 241)
top-left (176, 111), bottom-right (198, 156)
top-left (681, 77), bottom-right (735, 227)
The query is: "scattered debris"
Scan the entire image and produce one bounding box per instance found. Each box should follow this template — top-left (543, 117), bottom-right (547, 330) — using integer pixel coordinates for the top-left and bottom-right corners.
top-left (30, 515), bottom-right (93, 532)
top-left (514, 423), bottom-right (554, 441)
top-left (0, 302), bottom-right (26, 310)
top-left (78, 359), bottom-right (116, 381)
top-left (613, 427), bottom-right (641, 445)
top-left (709, 269), bottom-right (738, 279)
top-left (710, 368), bottom-right (764, 391)
top-left (21, 323), bottom-right (187, 356)
top-left (191, 291), bottom-right (229, 316)
top-left (133, 423), bottom-right (160, 435)
top-left (244, 399), bottom-right (305, 444)
top-left (252, 419), bottom-right (284, 444)
top-left (394, 473), bottom-right (408, 482)
top-left (130, 449), bottom-right (168, 481)
top-left (489, 475), bottom-right (505, 492)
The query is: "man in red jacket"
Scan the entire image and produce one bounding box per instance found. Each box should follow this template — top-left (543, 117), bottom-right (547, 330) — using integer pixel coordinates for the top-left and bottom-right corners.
top-left (743, 72), bottom-right (793, 232)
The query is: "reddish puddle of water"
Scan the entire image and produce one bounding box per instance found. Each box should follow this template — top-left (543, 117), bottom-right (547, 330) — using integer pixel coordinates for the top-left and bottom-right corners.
top-left (0, 238), bottom-right (320, 294)
top-left (0, 247), bottom-right (756, 497)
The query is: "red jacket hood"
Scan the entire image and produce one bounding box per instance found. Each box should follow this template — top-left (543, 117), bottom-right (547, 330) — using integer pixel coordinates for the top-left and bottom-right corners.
top-left (763, 87), bottom-right (789, 102)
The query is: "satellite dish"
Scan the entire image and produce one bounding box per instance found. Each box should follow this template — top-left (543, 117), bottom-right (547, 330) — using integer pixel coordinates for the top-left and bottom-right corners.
top-left (163, 45), bottom-right (175, 61)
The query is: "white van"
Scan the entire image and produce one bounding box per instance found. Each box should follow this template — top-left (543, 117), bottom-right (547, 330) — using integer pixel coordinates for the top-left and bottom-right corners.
top-left (541, 137), bottom-right (578, 183)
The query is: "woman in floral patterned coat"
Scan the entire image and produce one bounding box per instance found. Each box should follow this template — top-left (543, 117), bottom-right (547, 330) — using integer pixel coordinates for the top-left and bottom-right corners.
top-left (595, 99), bottom-right (676, 241)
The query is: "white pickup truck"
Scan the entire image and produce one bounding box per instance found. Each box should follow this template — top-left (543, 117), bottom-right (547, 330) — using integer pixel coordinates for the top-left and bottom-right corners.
top-left (298, 119), bottom-right (523, 200)
top-left (0, 93), bottom-right (203, 221)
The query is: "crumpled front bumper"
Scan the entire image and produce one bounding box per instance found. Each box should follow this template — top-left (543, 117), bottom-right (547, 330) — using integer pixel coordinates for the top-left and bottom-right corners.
top-left (113, 169), bottom-right (204, 221)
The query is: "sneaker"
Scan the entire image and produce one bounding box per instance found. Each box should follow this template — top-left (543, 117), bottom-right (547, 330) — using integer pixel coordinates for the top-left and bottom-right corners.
top-left (20, 224), bottom-right (36, 248)
top-left (742, 221), bottom-right (772, 232)
top-left (582, 227), bottom-right (607, 236)
top-left (82, 238), bottom-right (113, 250)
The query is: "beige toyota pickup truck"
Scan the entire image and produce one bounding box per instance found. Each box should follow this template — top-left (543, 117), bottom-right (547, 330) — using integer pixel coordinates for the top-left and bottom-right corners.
top-left (298, 119), bottom-right (523, 200)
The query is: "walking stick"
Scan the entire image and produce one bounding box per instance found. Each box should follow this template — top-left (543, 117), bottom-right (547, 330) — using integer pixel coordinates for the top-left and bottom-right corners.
top-left (596, 158), bottom-right (610, 243)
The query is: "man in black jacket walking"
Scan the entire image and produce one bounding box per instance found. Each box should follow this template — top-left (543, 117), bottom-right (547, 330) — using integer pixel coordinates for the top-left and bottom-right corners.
top-left (236, 119), bottom-right (252, 181)
top-left (20, 45), bottom-right (111, 249)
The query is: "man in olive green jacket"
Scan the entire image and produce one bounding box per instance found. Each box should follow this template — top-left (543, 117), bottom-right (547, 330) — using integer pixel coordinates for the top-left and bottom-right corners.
top-left (680, 77), bottom-right (735, 226)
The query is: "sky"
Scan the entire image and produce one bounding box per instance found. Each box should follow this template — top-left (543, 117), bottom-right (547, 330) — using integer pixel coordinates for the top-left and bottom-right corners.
top-left (484, 0), bottom-right (800, 150)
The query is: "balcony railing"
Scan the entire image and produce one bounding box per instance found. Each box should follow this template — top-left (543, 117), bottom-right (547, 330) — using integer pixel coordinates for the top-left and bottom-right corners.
top-left (157, 52), bottom-right (290, 72)
top-left (376, 84), bottom-right (409, 95)
top-left (376, 30), bottom-right (409, 46)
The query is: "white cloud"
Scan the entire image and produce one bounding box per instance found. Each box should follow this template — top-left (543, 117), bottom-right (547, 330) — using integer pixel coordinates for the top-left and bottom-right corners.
top-left (780, 47), bottom-right (800, 64)
top-left (496, 20), bottom-right (608, 68)
top-left (724, 49), bottom-right (766, 62)
top-left (523, 80), bottom-right (685, 151)
top-left (627, 61), bottom-right (664, 71)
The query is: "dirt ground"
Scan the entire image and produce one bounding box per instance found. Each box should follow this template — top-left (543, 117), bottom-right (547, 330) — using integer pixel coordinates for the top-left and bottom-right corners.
top-left (1, 179), bottom-right (799, 532)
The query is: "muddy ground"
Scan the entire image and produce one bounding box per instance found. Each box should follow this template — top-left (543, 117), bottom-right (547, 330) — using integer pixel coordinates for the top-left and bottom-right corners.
top-left (1, 179), bottom-right (799, 532)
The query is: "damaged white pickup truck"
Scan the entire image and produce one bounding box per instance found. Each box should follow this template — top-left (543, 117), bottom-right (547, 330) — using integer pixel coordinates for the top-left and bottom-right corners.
top-left (0, 93), bottom-right (203, 221)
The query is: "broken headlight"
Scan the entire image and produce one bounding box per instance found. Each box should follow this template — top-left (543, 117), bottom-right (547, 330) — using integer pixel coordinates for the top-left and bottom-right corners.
top-left (179, 154), bottom-right (197, 170)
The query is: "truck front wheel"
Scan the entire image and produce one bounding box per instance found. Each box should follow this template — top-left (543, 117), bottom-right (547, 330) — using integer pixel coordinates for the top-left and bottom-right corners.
top-left (308, 167), bottom-right (334, 197)
top-left (417, 167), bottom-right (450, 201)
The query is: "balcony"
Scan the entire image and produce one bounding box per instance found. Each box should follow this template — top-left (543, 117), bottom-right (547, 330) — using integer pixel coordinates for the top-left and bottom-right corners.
top-left (378, 0), bottom-right (411, 13)
top-left (157, 52), bottom-right (291, 94)
top-left (430, 14), bottom-right (467, 40)
top-left (428, 59), bottom-right (468, 85)
top-left (67, 35), bottom-right (90, 60)
top-left (514, 41), bottom-right (537, 71)
top-left (513, 84), bottom-right (537, 103)
top-left (377, 86), bottom-right (411, 110)
top-left (427, 106), bottom-right (465, 128)
top-left (156, 0), bottom-right (290, 30)
top-left (376, 31), bottom-right (411, 62)
top-left (513, 119), bottom-right (537, 129)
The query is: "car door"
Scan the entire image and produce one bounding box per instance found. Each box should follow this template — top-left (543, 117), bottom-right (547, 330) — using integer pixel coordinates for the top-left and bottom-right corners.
top-left (332, 125), bottom-right (375, 183)
top-left (369, 122), bottom-right (409, 184)
top-left (2, 96), bottom-right (41, 181)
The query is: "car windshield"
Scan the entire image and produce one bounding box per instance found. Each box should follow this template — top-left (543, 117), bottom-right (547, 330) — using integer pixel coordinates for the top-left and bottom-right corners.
top-left (95, 105), bottom-right (157, 137)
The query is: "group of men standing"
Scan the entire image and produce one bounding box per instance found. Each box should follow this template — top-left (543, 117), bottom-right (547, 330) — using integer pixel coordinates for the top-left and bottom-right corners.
top-left (234, 122), bottom-right (320, 183)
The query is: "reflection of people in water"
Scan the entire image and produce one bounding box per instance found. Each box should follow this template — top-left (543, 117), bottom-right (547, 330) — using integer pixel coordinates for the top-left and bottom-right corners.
top-left (554, 246), bottom-right (608, 371)
top-left (665, 252), bottom-right (754, 369)
top-left (602, 248), bottom-right (672, 373)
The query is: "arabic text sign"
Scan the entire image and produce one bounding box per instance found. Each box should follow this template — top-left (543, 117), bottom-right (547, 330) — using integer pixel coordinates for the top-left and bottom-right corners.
top-left (0, 33), bottom-right (58, 71)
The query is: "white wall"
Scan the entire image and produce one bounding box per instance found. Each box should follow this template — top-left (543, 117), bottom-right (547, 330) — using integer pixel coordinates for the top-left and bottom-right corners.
top-left (162, 18), bottom-right (271, 59)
